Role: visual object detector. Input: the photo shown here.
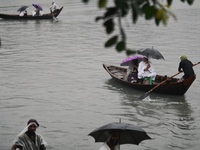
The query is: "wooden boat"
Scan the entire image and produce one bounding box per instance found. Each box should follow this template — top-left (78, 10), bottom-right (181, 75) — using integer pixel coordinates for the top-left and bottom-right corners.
top-left (103, 64), bottom-right (196, 95)
top-left (0, 7), bottom-right (63, 20)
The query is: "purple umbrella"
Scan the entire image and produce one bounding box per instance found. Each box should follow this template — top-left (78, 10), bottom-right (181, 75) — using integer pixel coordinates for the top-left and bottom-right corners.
top-left (120, 54), bottom-right (144, 66)
top-left (32, 4), bottom-right (43, 11)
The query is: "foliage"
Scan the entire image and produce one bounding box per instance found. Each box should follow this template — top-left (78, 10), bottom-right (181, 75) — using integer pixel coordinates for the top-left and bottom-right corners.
top-left (82, 0), bottom-right (194, 55)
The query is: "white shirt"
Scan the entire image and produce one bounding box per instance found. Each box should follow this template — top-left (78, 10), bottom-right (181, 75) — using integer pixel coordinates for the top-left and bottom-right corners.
top-left (99, 143), bottom-right (119, 150)
top-left (19, 10), bottom-right (26, 16)
top-left (51, 3), bottom-right (59, 11)
top-left (138, 61), bottom-right (156, 80)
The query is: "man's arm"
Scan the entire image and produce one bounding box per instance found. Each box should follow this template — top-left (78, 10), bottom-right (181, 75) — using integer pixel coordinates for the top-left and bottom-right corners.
top-left (178, 62), bottom-right (182, 72)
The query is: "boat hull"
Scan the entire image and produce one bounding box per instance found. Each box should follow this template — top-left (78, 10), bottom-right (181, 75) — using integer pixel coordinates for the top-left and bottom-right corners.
top-left (103, 64), bottom-right (196, 95)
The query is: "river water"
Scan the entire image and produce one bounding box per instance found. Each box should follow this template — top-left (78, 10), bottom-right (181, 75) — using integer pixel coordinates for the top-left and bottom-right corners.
top-left (0, 0), bottom-right (200, 150)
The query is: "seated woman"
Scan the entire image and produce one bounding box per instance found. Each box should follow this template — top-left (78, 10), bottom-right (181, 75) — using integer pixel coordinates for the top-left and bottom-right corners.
top-left (137, 57), bottom-right (156, 83)
top-left (19, 10), bottom-right (27, 16)
top-left (124, 59), bottom-right (139, 82)
top-left (32, 7), bottom-right (42, 16)
top-left (35, 8), bottom-right (40, 16)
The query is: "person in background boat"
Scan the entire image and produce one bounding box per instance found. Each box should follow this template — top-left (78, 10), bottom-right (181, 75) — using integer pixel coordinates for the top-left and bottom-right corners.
top-left (99, 131), bottom-right (119, 150)
top-left (19, 10), bottom-right (27, 16)
top-left (11, 119), bottom-right (47, 150)
top-left (137, 57), bottom-right (156, 83)
top-left (124, 59), bottom-right (139, 82)
top-left (32, 6), bottom-right (42, 16)
top-left (178, 55), bottom-right (195, 82)
top-left (50, 2), bottom-right (59, 14)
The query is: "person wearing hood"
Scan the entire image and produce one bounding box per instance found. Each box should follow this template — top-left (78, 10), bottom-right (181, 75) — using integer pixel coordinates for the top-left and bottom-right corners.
top-left (178, 55), bottom-right (195, 82)
top-left (11, 119), bottom-right (47, 150)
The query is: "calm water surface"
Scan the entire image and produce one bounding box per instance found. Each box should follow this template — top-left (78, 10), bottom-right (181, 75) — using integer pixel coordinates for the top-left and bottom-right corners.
top-left (0, 1), bottom-right (200, 150)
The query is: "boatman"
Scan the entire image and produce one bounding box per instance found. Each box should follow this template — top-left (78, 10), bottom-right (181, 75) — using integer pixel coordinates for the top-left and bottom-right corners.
top-left (11, 119), bottom-right (47, 150)
top-left (178, 55), bottom-right (195, 82)
top-left (50, 2), bottom-right (59, 14)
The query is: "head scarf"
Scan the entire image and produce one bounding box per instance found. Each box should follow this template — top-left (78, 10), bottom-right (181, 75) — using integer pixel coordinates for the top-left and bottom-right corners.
top-left (180, 55), bottom-right (187, 61)
top-left (17, 119), bottom-right (39, 136)
top-left (27, 119), bottom-right (39, 127)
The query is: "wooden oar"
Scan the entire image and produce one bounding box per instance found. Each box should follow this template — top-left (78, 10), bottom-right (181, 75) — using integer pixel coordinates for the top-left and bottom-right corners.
top-left (138, 61), bottom-right (200, 100)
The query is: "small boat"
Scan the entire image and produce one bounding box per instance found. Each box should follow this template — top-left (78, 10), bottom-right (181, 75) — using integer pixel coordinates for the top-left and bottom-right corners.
top-left (0, 7), bottom-right (63, 20)
top-left (103, 64), bottom-right (196, 95)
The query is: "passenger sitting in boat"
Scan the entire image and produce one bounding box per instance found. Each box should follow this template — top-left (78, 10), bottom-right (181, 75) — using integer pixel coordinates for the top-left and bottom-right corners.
top-left (124, 59), bottom-right (138, 82)
top-left (32, 8), bottom-right (42, 16)
top-left (178, 55), bottom-right (195, 82)
top-left (19, 10), bottom-right (27, 16)
top-left (138, 57), bottom-right (156, 83)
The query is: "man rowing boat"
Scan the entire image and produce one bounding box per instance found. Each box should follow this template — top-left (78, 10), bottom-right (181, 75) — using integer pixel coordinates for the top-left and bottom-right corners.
top-left (178, 55), bottom-right (195, 82)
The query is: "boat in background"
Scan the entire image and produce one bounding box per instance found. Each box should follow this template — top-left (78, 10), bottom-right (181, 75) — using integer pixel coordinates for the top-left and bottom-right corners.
top-left (103, 64), bottom-right (196, 95)
top-left (0, 7), bottom-right (63, 20)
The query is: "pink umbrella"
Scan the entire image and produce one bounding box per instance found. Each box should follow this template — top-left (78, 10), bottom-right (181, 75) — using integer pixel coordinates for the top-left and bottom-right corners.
top-left (120, 54), bottom-right (144, 66)
top-left (32, 4), bottom-right (43, 11)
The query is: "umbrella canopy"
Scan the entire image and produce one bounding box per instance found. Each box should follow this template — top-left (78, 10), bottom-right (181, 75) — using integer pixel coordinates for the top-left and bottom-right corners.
top-left (88, 122), bottom-right (151, 145)
top-left (17, 6), bottom-right (28, 12)
top-left (137, 47), bottom-right (165, 60)
top-left (32, 4), bottom-right (43, 11)
top-left (120, 54), bottom-right (144, 66)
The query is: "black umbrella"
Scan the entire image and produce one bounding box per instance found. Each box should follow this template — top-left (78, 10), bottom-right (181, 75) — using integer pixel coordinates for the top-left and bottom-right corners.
top-left (88, 122), bottom-right (151, 145)
top-left (17, 6), bottom-right (28, 12)
top-left (137, 47), bottom-right (165, 60)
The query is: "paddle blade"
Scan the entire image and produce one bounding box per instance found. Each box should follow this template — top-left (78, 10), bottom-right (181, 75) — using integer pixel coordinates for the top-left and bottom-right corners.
top-left (138, 92), bottom-right (150, 100)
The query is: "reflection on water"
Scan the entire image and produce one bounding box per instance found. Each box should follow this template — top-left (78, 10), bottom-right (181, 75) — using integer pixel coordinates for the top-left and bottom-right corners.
top-left (104, 78), bottom-right (197, 149)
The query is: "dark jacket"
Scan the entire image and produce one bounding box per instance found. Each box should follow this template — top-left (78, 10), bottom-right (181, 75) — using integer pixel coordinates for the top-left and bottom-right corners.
top-left (178, 59), bottom-right (195, 79)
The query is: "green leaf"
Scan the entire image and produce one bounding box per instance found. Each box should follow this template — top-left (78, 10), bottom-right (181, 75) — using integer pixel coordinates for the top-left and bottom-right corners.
top-left (126, 49), bottom-right (137, 56)
top-left (115, 41), bottom-right (125, 52)
top-left (104, 7), bottom-right (118, 19)
top-left (142, 3), bottom-right (155, 20)
top-left (167, 0), bottom-right (173, 6)
top-left (120, 2), bottom-right (129, 17)
top-left (187, 0), bottom-right (194, 5)
top-left (98, 0), bottom-right (107, 8)
top-left (155, 9), bottom-right (168, 26)
top-left (161, 11), bottom-right (169, 25)
top-left (114, 0), bottom-right (129, 17)
top-left (105, 35), bottom-right (118, 47)
top-left (142, 2), bottom-right (150, 13)
top-left (103, 19), bottom-right (114, 34)
top-left (95, 16), bottom-right (103, 22)
top-left (155, 18), bottom-right (160, 26)
top-left (145, 6), bottom-right (156, 20)
top-left (114, 0), bottom-right (126, 8)
top-left (156, 9), bottom-right (163, 20)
